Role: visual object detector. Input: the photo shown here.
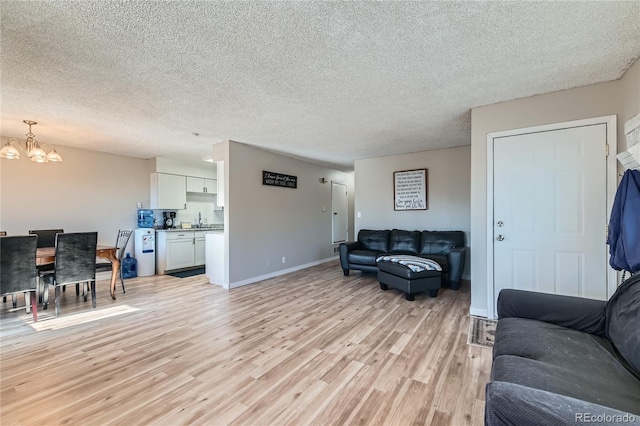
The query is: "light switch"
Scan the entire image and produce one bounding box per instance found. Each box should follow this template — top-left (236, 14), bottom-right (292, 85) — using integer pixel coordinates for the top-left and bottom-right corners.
top-left (322, 207), bottom-right (326, 212)
top-left (357, 212), bottom-right (361, 218)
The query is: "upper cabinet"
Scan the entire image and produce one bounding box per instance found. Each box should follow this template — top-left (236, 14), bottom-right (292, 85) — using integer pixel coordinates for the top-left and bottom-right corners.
top-left (186, 176), bottom-right (217, 194)
top-left (151, 173), bottom-right (187, 210)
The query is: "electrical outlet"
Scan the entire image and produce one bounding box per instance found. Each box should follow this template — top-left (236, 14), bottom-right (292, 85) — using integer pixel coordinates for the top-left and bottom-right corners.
top-left (137, 202), bottom-right (142, 208)
top-left (357, 212), bottom-right (362, 218)
top-left (282, 256), bottom-right (286, 264)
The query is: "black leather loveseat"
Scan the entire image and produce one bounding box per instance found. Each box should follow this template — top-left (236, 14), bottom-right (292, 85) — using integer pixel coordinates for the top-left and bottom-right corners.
top-left (485, 274), bottom-right (640, 425)
top-left (339, 229), bottom-right (466, 289)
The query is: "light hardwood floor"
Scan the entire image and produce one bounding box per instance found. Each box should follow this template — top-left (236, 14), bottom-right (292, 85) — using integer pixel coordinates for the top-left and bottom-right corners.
top-left (0, 261), bottom-right (491, 425)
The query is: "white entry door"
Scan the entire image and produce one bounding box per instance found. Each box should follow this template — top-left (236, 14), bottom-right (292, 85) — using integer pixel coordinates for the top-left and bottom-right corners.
top-left (492, 123), bottom-right (610, 315)
top-left (332, 182), bottom-right (348, 243)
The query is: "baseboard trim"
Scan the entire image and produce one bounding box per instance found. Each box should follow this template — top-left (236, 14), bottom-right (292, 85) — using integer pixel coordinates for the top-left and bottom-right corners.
top-left (469, 307), bottom-right (488, 318)
top-left (229, 257), bottom-right (337, 289)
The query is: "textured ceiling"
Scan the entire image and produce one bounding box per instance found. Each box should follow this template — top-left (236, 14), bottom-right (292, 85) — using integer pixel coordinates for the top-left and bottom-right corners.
top-left (1, 1), bottom-right (639, 169)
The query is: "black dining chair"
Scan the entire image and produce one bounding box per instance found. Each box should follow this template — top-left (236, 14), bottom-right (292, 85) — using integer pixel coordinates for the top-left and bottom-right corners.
top-left (0, 235), bottom-right (39, 322)
top-left (28, 229), bottom-right (64, 248)
top-left (29, 229), bottom-right (64, 300)
top-left (96, 229), bottom-right (132, 293)
top-left (42, 232), bottom-right (98, 316)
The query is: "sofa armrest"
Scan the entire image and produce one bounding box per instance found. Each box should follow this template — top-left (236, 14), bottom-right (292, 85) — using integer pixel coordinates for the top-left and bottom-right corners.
top-left (497, 289), bottom-right (606, 336)
top-left (486, 382), bottom-right (640, 426)
top-left (339, 241), bottom-right (359, 271)
top-left (447, 247), bottom-right (466, 284)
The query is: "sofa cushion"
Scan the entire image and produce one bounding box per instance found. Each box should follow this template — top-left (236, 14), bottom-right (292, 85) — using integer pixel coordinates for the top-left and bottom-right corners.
top-left (419, 231), bottom-right (464, 255)
top-left (606, 273), bottom-right (640, 377)
top-left (358, 229), bottom-right (390, 252)
top-left (388, 230), bottom-right (420, 254)
top-left (493, 317), bottom-right (640, 415)
top-left (347, 250), bottom-right (381, 266)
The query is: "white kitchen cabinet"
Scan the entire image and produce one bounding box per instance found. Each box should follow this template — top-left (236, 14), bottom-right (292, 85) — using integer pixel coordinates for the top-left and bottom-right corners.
top-left (166, 234), bottom-right (195, 270)
top-left (157, 231), bottom-right (194, 273)
top-left (194, 231), bottom-right (206, 266)
top-left (151, 173), bottom-right (186, 210)
top-left (156, 230), bottom-right (208, 274)
top-left (186, 177), bottom-right (217, 194)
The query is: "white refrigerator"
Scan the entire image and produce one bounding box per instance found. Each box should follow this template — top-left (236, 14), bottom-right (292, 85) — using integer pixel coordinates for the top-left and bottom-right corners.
top-left (134, 228), bottom-right (156, 276)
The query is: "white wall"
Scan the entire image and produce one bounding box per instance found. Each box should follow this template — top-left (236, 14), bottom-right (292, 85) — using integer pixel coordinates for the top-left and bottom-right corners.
top-left (354, 146), bottom-right (471, 278)
top-left (226, 141), bottom-right (354, 286)
top-left (0, 143), bottom-right (149, 253)
top-left (470, 57), bottom-right (639, 317)
top-left (153, 156), bottom-right (217, 179)
top-left (621, 57), bottom-right (640, 131)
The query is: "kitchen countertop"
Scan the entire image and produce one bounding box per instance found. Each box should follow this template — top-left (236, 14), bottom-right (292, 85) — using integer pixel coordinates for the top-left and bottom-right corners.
top-left (155, 227), bottom-right (224, 233)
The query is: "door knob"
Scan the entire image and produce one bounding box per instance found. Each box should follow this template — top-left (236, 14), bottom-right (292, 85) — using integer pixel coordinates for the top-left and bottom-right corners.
top-left (496, 235), bottom-right (505, 241)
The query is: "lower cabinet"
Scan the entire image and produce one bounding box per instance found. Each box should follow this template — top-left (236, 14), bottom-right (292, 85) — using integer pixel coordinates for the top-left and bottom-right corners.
top-left (156, 231), bottom-right (208, 274)
top-left (195, 232), bottom-right (206, 266)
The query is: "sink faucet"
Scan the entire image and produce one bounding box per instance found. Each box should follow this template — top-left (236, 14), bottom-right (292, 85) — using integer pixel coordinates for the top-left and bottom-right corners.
top-left (198, 212), bottom-right (202, 227)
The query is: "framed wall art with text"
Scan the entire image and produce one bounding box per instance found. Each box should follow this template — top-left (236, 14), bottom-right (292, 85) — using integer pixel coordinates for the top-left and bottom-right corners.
top-left (394, 169), bottom-right (427, 211)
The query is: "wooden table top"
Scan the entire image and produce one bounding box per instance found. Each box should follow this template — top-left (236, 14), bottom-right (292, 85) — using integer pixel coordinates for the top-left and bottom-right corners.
top-left (36, 245), bottom-right (116, 265)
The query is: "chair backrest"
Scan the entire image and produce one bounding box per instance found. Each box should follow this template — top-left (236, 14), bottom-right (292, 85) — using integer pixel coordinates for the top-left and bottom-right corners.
top-left (0, 235), bottom-right (37, 295)
top-left (115, 230), bottom-right (133, 261)
top-left (29, 229), bottom-right (64, 248)
top-left (54, 232), bottom-right (98, 284)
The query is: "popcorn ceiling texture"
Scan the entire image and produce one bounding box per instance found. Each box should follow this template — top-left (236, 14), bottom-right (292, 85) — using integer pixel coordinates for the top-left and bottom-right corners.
top-left (1, 1), bottom-right (638, 168)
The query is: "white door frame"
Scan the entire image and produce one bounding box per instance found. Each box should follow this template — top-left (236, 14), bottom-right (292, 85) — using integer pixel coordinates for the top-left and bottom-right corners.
top-left (331, 181), bottom-right (349, 244)
top-left (486, 115), bottom-right (617, 319)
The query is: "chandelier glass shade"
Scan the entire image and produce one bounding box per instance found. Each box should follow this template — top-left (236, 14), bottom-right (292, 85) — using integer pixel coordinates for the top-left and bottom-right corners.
top-left (0, 120), bottom-right (63, 163)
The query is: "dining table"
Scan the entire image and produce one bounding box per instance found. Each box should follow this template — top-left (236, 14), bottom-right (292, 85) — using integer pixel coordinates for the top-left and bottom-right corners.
top-left (36, 245), bottom-right (120, 300)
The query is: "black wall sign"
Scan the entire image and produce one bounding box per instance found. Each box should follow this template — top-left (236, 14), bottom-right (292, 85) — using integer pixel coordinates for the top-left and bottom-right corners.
top-left (263, 170), bottom-right (297, 188)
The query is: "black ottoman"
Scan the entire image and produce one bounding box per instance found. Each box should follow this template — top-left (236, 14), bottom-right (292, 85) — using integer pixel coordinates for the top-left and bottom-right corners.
top-left (377, 259), bottom-right (441, 301)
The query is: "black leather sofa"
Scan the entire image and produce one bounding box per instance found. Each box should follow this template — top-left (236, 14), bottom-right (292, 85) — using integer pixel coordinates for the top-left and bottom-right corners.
top-left (339, 229), bottom-right (466, 289)
top-left (485, 274), bottom-right (640, 425)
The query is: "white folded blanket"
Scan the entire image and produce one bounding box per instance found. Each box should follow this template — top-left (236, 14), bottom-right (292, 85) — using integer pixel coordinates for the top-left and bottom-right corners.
top-left (376, 255), bottom-right (442, 273)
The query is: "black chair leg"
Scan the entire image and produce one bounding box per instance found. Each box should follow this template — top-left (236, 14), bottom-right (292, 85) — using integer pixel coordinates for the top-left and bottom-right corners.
top-left (2, 296), bottom-right (6, 303)
top-left (91, 281), bottom-right (96, 308)
top-left (12, 294), bottom-right (17, 308)
top-left (76, 283), bottom-right (80, 295)
top-left (120, 268), bottom-right (126, 293)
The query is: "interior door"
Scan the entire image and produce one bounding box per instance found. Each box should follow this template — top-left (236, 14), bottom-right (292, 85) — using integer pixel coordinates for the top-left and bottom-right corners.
top-left (332, 182), bottom-right (348, 243)
top-left (493, 124), bottom-right (608, 312)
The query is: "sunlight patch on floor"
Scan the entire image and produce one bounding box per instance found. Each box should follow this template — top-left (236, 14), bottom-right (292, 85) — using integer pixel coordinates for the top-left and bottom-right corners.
top-left (28, 305), bottom-right (140, 331)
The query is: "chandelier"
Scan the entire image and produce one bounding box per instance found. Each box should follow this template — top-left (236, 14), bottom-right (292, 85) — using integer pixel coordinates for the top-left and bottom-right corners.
top-left (0, 120), bottom-right (63, 163)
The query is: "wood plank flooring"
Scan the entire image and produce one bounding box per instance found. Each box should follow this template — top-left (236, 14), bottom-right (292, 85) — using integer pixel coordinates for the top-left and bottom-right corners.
top-left (0, 261), bottom-right (491, 425)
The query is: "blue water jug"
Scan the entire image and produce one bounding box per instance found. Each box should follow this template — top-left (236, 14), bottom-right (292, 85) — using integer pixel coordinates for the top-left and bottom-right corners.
top-left (121, 253), bottom-right (137, 279)
top-left (137, 209), bottom-right (154, 228)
